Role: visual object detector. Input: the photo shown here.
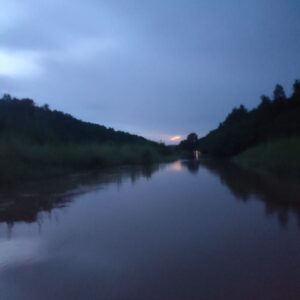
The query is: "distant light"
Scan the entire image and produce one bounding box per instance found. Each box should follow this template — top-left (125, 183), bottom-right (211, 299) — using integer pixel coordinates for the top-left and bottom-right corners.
top-left (170, 135), bottom-right (181, 141)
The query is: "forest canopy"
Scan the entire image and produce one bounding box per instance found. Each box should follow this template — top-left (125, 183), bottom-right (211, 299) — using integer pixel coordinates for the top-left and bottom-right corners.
top-left (180, 80), bottom-right (300, 156)
top-left (0, 94), bottom-right (153, 145)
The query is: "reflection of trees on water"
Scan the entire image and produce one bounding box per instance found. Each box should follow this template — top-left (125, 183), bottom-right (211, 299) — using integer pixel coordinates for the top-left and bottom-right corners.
top-left (181, 160), bottom-right (201, 174)
top-left (0, 164), bottom-right (161, 230)
top-left (182, 159), bottom-right (300, 228)
top-left (2, 159), bottom-right (299, 235)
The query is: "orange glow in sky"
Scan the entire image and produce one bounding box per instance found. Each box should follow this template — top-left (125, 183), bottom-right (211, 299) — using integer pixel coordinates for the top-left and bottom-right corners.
top-left (170, 135), bottom-right (181, 142)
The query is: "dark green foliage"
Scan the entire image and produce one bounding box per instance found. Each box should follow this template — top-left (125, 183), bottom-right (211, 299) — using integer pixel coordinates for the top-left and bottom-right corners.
top-left (273, 84), bottom-right (286, 101)
top-left (234, 137), bottom-right (300, 176)
top-left (179, 132), bottom-right (198, 155)
top-left (0, 95), bottom-right (152, 145)
top-left (197, 80), bottom-right (300, 156)
top-left (293, 80), bottom-right (300, 100)
top-left (0, 141), bottom-right (170, 182)
top-left (0, 95), bottom-right (176, 182)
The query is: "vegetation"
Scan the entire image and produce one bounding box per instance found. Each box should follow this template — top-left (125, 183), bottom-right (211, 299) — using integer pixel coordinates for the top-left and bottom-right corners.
top-left (178, 132), bottom-right (199, 157)
top-left (179, 80), bottom-right (300, 157)
top-left (179, 80), bottom-right (300, 174)
top-left (0, 94), bottom-right (154, 145)
top-left (233, 137), bottom-right (300, 176)
top-left (0, 94), bottom-right (175, 183)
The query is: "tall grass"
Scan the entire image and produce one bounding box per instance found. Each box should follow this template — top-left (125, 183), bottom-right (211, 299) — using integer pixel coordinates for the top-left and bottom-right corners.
top-left (233, 136), bottom-right (300, 176)
top-left (0, 138), bottom-right (170, 183)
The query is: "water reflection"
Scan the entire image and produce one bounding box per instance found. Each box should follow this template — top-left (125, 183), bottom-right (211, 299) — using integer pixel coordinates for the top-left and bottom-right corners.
top-left (182, 159), bottom-right (300, 228)
top-left (2, 160), bottom-right (300, 230)
top-left (168, 160), bottom-right (183, 172)
top-left (0, 164), bottom-right (162, 228)
top-left (181, 160), bottom-right (201, 174)
top-left (1, 160), bottom-right (300, 300)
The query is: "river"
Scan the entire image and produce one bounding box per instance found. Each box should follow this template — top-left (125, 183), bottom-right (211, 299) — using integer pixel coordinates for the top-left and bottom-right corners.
top-left (1, 160), bottom-right (300, 300)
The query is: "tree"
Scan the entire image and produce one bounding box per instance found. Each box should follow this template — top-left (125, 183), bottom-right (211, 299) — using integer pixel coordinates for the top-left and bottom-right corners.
top-left (223, 105), bottom-right (248, 125)
top-left (42, 104), bottom-right (50, 111)
top-left (197, 80), bottom-right (300, 156)
top-left (187, 133), bottom-right (198, 145)
top-left (259, 95), bottom-right (271, 107)
top-left (2, 94), bottom-right (12, 101)
top-left (293, 80), bottom-right (300, 99)
top-left (273, 84), bottom-right (286, 101)
top-left (179, 133), bottom-right (199, 154)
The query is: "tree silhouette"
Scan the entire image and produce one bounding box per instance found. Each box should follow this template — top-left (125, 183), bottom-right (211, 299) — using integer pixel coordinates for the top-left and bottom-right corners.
top-left (273, 84), bottom-right (286, 101)
top-left (293, 80), bottom-right (300, 99)
top-left (179, 133), bottom-right (199, 154)
top-left (259, 95), bottom-right (271, 108)
top-left (196, 80), bottom-right (300, 156)
top-left (187, 133), bottom-right (198, 146)
top-left (0, 94), bottom-right (159, 146)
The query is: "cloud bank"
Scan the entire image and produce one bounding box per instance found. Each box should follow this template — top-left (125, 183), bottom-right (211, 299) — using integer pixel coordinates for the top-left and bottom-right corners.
top-left (0, 0), bottom-right (299, 142)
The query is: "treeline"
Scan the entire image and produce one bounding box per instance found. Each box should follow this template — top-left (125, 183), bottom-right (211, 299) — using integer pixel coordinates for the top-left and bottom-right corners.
top-left (0, 94), bottom-right (152, 145)
top-left (180, 80), bottom-right (300, 157)
top-left (0, 94), bottom-right (175, 182)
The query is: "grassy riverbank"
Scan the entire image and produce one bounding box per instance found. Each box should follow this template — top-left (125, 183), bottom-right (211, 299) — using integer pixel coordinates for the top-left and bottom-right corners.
top-left (0, 140), bottom-right (176, 183)
top-left (0, 95), bottom-right (178, 183)
top-left (233, 137), bottom-right (300, 176)
top-left (177, 80), bottom-right (300, 177)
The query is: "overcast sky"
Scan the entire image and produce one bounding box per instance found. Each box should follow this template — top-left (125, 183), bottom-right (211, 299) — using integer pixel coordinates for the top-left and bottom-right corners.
top-left (0, 0), bottom-right (299, 142)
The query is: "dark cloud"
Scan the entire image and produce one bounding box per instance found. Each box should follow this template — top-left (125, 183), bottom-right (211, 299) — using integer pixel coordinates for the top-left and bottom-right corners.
top-left (1, 0), bottom-right (300, 142)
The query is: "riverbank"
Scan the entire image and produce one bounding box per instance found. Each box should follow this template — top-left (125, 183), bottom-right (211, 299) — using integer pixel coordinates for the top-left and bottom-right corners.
top-left (233, 136), bottom-right (300, 177)
top-left (0, 95), bottom-right (179, 183)
top-left (0, 141), bottom-right (177, 184)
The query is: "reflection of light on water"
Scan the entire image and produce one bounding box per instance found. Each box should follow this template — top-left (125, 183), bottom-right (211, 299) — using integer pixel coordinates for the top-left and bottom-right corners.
top-left (168, 161), bottom-right (183, 172)
top-left (0, 238), bottom-right (40, 269)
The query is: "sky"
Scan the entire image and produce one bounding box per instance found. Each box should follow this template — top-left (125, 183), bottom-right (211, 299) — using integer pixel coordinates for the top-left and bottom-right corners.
top-left (0, 0), bottom-right (300, 143)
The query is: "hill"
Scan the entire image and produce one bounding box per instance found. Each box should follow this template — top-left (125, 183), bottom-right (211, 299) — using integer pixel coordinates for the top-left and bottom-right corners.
top-left (196, 80), bottom-right (300, 157)
top-left (0, 94), bottom-right (173, 182)
top-left (0, 94), bottom-right (152, 145)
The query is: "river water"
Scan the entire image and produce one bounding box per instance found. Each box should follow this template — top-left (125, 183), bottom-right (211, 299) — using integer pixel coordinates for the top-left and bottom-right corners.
top-left (1, 160), bottom-right (300, 300)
